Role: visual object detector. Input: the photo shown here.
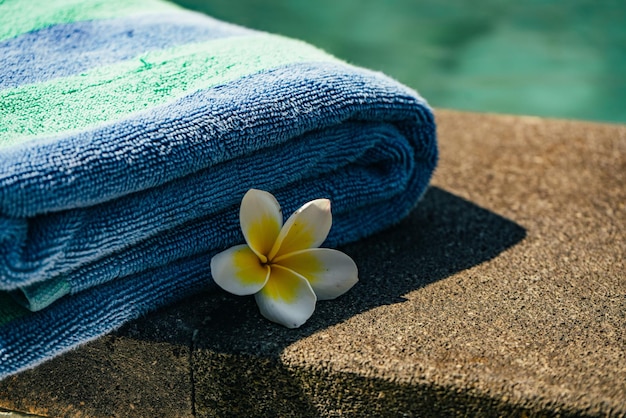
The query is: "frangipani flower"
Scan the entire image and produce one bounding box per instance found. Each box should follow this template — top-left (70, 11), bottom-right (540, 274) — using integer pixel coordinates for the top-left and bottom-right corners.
top-left (210, 189), bottom-right (358, 328)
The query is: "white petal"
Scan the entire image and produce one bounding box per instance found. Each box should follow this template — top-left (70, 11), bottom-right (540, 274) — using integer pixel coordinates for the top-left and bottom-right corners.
top-left (275, 248), bottom-right (358, 300)
top-left (268, 198), bottom-right (332, 260)
top-left (240, 189), bottom-right (283, 263)
top-left (254, 265), bottom-right (316, 328)
top-left (210, 244), bottom-right (270, 296)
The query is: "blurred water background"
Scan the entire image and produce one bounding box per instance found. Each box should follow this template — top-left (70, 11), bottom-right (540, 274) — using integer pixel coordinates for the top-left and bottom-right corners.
top-left (172, 0), bottom-right (625, 124)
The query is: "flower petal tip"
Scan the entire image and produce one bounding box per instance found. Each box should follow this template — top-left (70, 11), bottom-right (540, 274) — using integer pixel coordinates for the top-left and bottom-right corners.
top-left (210, 244), bottom-right (270, 296)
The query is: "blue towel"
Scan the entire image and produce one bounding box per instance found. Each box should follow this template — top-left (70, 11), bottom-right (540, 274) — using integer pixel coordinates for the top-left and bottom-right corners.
top-left (0, 0), bottom-right (437, 379)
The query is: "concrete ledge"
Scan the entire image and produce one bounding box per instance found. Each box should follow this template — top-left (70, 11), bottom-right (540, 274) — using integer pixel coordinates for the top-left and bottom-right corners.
top-left (1, 110), bottom-right (624, 417)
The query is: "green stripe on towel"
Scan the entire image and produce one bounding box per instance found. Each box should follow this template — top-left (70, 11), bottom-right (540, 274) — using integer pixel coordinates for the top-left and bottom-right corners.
top-left (0, 0), bottom-right (179, 41)
top-left (0, 35), bottom-right (339, 147)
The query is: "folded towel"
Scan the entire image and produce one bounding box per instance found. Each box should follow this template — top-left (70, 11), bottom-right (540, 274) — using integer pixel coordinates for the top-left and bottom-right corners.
top-left (0, 0), bottom-right (437, 379)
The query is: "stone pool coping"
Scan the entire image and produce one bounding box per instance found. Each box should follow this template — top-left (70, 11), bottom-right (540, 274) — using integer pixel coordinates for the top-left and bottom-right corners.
top-left (1, 109), bottom-right (624, 417)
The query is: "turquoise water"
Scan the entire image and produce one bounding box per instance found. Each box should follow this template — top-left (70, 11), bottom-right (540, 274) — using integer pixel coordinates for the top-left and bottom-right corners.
top-left (173, 0), bottom-right (625, 124)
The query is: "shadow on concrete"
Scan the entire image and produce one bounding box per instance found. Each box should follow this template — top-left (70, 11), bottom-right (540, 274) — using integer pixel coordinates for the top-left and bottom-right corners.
top-left (97, 187), bottom-right (527, 417)
top-left (0, 187), bottom-right (526, 417)
top-left (113, 186), bottom-right (528, 416)
top-left (191, 353), bottom-right (578, 418)
top-left (119, 186), bottom-right (527, 352)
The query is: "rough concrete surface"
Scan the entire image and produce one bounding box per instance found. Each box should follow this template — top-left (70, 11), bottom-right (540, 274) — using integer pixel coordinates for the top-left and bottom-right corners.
top-left (0, 110), bottom-right (624, 417)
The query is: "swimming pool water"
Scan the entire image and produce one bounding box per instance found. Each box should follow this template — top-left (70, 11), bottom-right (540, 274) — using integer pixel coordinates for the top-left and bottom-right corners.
top-left (173, 0), bottom-right (625, 124)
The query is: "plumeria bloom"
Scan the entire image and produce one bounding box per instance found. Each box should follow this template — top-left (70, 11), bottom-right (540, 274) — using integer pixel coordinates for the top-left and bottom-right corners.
top-left (210, 189), bottom-right (359, 328)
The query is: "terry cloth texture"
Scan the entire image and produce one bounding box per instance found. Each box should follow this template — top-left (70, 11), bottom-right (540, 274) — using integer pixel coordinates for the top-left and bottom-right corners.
top-left (0, 0), bottom-right (437, 379)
